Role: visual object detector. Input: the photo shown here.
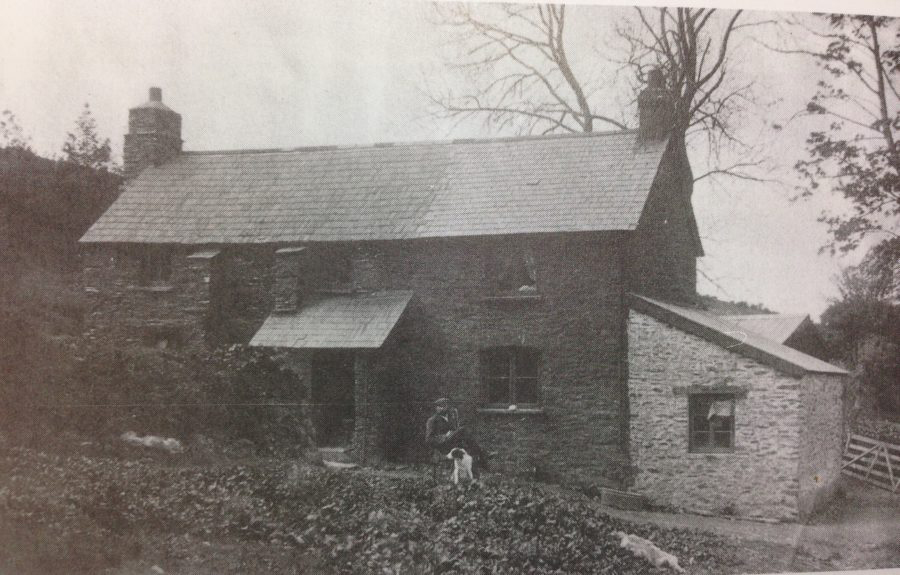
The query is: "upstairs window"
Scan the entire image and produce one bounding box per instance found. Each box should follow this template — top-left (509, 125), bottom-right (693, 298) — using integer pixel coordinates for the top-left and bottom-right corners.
top-left (689, 394), bottom-right (735, 452)
top-left (481, 347), bottom-right (540, 406)
top-left (139, 246), bottom-right (172, 286)
top-left (316, 246), bottom-right (352, 293)
top-left (486, 243), bottom-right (537, 295)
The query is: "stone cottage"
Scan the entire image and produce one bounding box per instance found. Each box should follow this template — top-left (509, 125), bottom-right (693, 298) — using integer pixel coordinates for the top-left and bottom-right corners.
top-left (80, 82), bottom-right (847, 520)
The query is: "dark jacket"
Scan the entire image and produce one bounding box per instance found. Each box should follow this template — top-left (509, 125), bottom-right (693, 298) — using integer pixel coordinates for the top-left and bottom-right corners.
top-left (425, 409), bottom-right (458, 446)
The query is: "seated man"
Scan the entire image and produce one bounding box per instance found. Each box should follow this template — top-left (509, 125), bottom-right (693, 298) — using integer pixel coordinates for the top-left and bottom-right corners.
top-left (425, 397), bottom-right (489, 473)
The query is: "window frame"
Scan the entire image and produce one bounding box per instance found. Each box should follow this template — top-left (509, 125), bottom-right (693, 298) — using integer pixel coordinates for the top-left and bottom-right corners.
top-left (688, 393), bottom-right (736, 453)
top-left (480, 346), bottom-right (541, 408)
top-left (484, 242), bottom-right (538, 296)
top-left (138, 245), bottom-right (173, 286)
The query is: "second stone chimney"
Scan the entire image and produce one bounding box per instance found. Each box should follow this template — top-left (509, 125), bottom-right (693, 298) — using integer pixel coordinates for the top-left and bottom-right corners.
top-left (123, 87), bottom-right (182, 179)
top-left (638, 69), bottom-right (674, 141)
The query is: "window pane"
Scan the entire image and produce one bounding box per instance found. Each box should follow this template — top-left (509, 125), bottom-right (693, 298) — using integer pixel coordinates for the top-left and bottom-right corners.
top-left (713, 431), bottom-right (732, 448)
top-left (691, 431), bottom-right (711, 448)
top-left (483, 349), bottom-right (511, 378)
top-left (709, 416), bottom-right (732, 431)
top-left (691, 414), bottom-right (710, 433)
top-left (489, 243), bottom-right (537, 293)
top-left (485, 377), bottom-right (510, 404)
top-left (515, 377), bottom-right (539, 404)
top-left (516, 349), bottom-right (540, 379)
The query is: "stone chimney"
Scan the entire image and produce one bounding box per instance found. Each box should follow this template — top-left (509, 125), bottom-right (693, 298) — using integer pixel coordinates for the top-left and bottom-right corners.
top-left (123, 87), bottom-right (182, 179)
top-left (638, 69), bottom-right (674, 141)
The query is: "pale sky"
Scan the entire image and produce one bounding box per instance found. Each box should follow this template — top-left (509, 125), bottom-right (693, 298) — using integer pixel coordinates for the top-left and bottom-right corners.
top-left (2, 0), bottom-right (897, 319)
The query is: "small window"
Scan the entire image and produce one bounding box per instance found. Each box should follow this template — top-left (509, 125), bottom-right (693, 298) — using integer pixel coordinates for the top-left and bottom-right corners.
top-left (481, 347), bottom-right (540, 406)
top-left (486, 243), bottom-right (537, 295)
top-left (689, 394), bottom-right (735, 452)
top-left (139, 246), bottom-right (172, 286)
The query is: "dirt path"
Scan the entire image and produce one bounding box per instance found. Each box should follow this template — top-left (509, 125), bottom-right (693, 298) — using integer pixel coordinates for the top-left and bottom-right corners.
top-left (597, 478), bottom-right (900, 572)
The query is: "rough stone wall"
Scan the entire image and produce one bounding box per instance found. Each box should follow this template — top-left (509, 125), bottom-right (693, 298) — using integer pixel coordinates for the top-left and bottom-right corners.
top-left (797, 374), bottom-right (844, 519)
top-left (208, 246), bottom-right (274, 343)
top-left (82, 244), bottom-right (274, 349)
top-left (352, 351), bottom-right (385, 464)
top-left (82, 244), bottom-right (214, 351)
top-left (374, 232), bottom-right (631, 485)
top-left (628, 310), bottom-right (805, 521)
top-left (84, 232), bottom-right (631, 484)
top-left (628, 140), bottom-right (699, 305)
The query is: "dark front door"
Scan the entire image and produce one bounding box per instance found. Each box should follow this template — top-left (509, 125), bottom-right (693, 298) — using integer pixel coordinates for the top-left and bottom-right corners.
top-left (311, 350), bottom-right (355, 447)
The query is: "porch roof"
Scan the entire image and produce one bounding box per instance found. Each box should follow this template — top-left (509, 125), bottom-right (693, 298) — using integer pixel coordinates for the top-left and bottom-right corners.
top-left (249, 290), bottom-right (413, 349)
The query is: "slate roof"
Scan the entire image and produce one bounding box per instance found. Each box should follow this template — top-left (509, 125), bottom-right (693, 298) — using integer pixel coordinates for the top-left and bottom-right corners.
top-left (630, 295), bottom-right (847, 377)
top-left (722, 314), bottom-right (811, 344)
top-left (249, 290), bottom-right (413, 349)
top-left (80, 130), bottom-right (668, 244)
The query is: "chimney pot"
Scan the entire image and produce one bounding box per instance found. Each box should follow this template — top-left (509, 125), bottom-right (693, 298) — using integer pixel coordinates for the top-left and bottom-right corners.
top-left (149, 87), bottom-right (162, 102)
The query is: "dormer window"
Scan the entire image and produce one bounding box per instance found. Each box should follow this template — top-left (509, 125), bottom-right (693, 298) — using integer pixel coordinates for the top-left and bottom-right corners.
top-left (139, 245), bottom-right (172, 286)
top-left (486, 243), bottom-right (537, 295)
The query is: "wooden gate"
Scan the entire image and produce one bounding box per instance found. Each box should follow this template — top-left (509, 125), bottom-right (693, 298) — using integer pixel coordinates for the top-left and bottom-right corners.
top-left (841, 433), bottom-right (900, 493)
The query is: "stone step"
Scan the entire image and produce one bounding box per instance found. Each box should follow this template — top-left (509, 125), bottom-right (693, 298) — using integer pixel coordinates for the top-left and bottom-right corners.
top-left (319, 446), bottom-right (354, 464)
top-left (601, 488), bottom-right (648, 511)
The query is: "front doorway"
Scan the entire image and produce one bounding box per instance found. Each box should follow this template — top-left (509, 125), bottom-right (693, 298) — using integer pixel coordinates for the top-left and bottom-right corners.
top-left (311, 350), bottom-right (355, 447)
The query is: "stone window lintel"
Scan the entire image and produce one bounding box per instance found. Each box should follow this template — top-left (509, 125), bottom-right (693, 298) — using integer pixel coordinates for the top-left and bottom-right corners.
top-left (673, 385), bottom-right (749, 398)
top-left (478, 407), bottom-right (545, 416)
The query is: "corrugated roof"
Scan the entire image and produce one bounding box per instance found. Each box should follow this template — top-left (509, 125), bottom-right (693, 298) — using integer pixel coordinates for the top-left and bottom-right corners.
top-left (722, 314), bottom-right (811, 344)
top-left (80, 130), bottom-right (667, 244)
top-left (249, 290), bottom-right (412, 349)
top-left (630, 295), bottom-right (847, 377)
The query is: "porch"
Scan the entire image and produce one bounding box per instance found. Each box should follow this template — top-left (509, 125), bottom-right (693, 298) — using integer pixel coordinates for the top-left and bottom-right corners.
top-left (249, 290), bottom-right (414, 464)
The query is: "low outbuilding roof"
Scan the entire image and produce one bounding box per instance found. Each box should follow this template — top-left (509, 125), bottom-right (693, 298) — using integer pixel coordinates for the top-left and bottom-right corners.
top-left (249, 290), bottom-right (413, 349)
top-left (80, 130), bottom-right (668, 244)
top-left (721, 313), bottom-right (812, 345)
top-left (630, 295), bottom-right (847, 377)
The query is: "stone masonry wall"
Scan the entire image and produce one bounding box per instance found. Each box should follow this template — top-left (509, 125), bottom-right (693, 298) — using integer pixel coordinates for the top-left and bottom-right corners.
top-left (628, 311), bottom-right (804, 521)
top-left (82, 244), bottom-right (274, 350)
top-left (85, 232), bottom-right (632, 485)
top-left (798, 374), bottom-right (844, 519)
top-left (82, 244), bottom-right (215, 351)
top-left (374, 232), bottom-right (631, 486)
top-left (628, 140), bottom-right (699, 305)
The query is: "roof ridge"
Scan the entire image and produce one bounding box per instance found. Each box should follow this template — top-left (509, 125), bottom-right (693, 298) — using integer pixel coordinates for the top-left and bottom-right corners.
top-left (630, 295), bottom-right (846, 377)
top-left (180, 128), bottom-right (641, 157)
top-left (723, 313), bottom-right (809, 319)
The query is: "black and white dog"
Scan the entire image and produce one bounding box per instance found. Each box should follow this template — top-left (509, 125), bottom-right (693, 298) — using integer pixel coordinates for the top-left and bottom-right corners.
top-left (446, 447), bottom-right (474, 485)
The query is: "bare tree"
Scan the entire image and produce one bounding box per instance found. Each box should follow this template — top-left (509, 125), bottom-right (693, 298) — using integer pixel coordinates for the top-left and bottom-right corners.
top-left (617, 8), bottom-right (764, 166)
top-left (430, 3), bottom-right (627, 135)
top-left (430, 4), bottom-right (769, 183)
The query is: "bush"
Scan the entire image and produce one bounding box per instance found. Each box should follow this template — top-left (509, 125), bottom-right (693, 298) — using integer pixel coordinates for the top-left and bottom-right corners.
top-left (0, 338), bottom-right (315, 455)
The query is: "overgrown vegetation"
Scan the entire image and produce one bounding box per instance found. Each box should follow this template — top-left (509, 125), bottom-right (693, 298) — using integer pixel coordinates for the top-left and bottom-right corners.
top-left (820, 247), bottom-right (900, 418)
top-left (0, 143), bottom-right (315, 455)
top-left (0, 444), bottom-right (834, 575)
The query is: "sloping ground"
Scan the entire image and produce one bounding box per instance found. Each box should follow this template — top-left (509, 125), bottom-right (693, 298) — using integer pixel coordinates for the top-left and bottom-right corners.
top-left (0, 443), bottom-right (850, 575)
